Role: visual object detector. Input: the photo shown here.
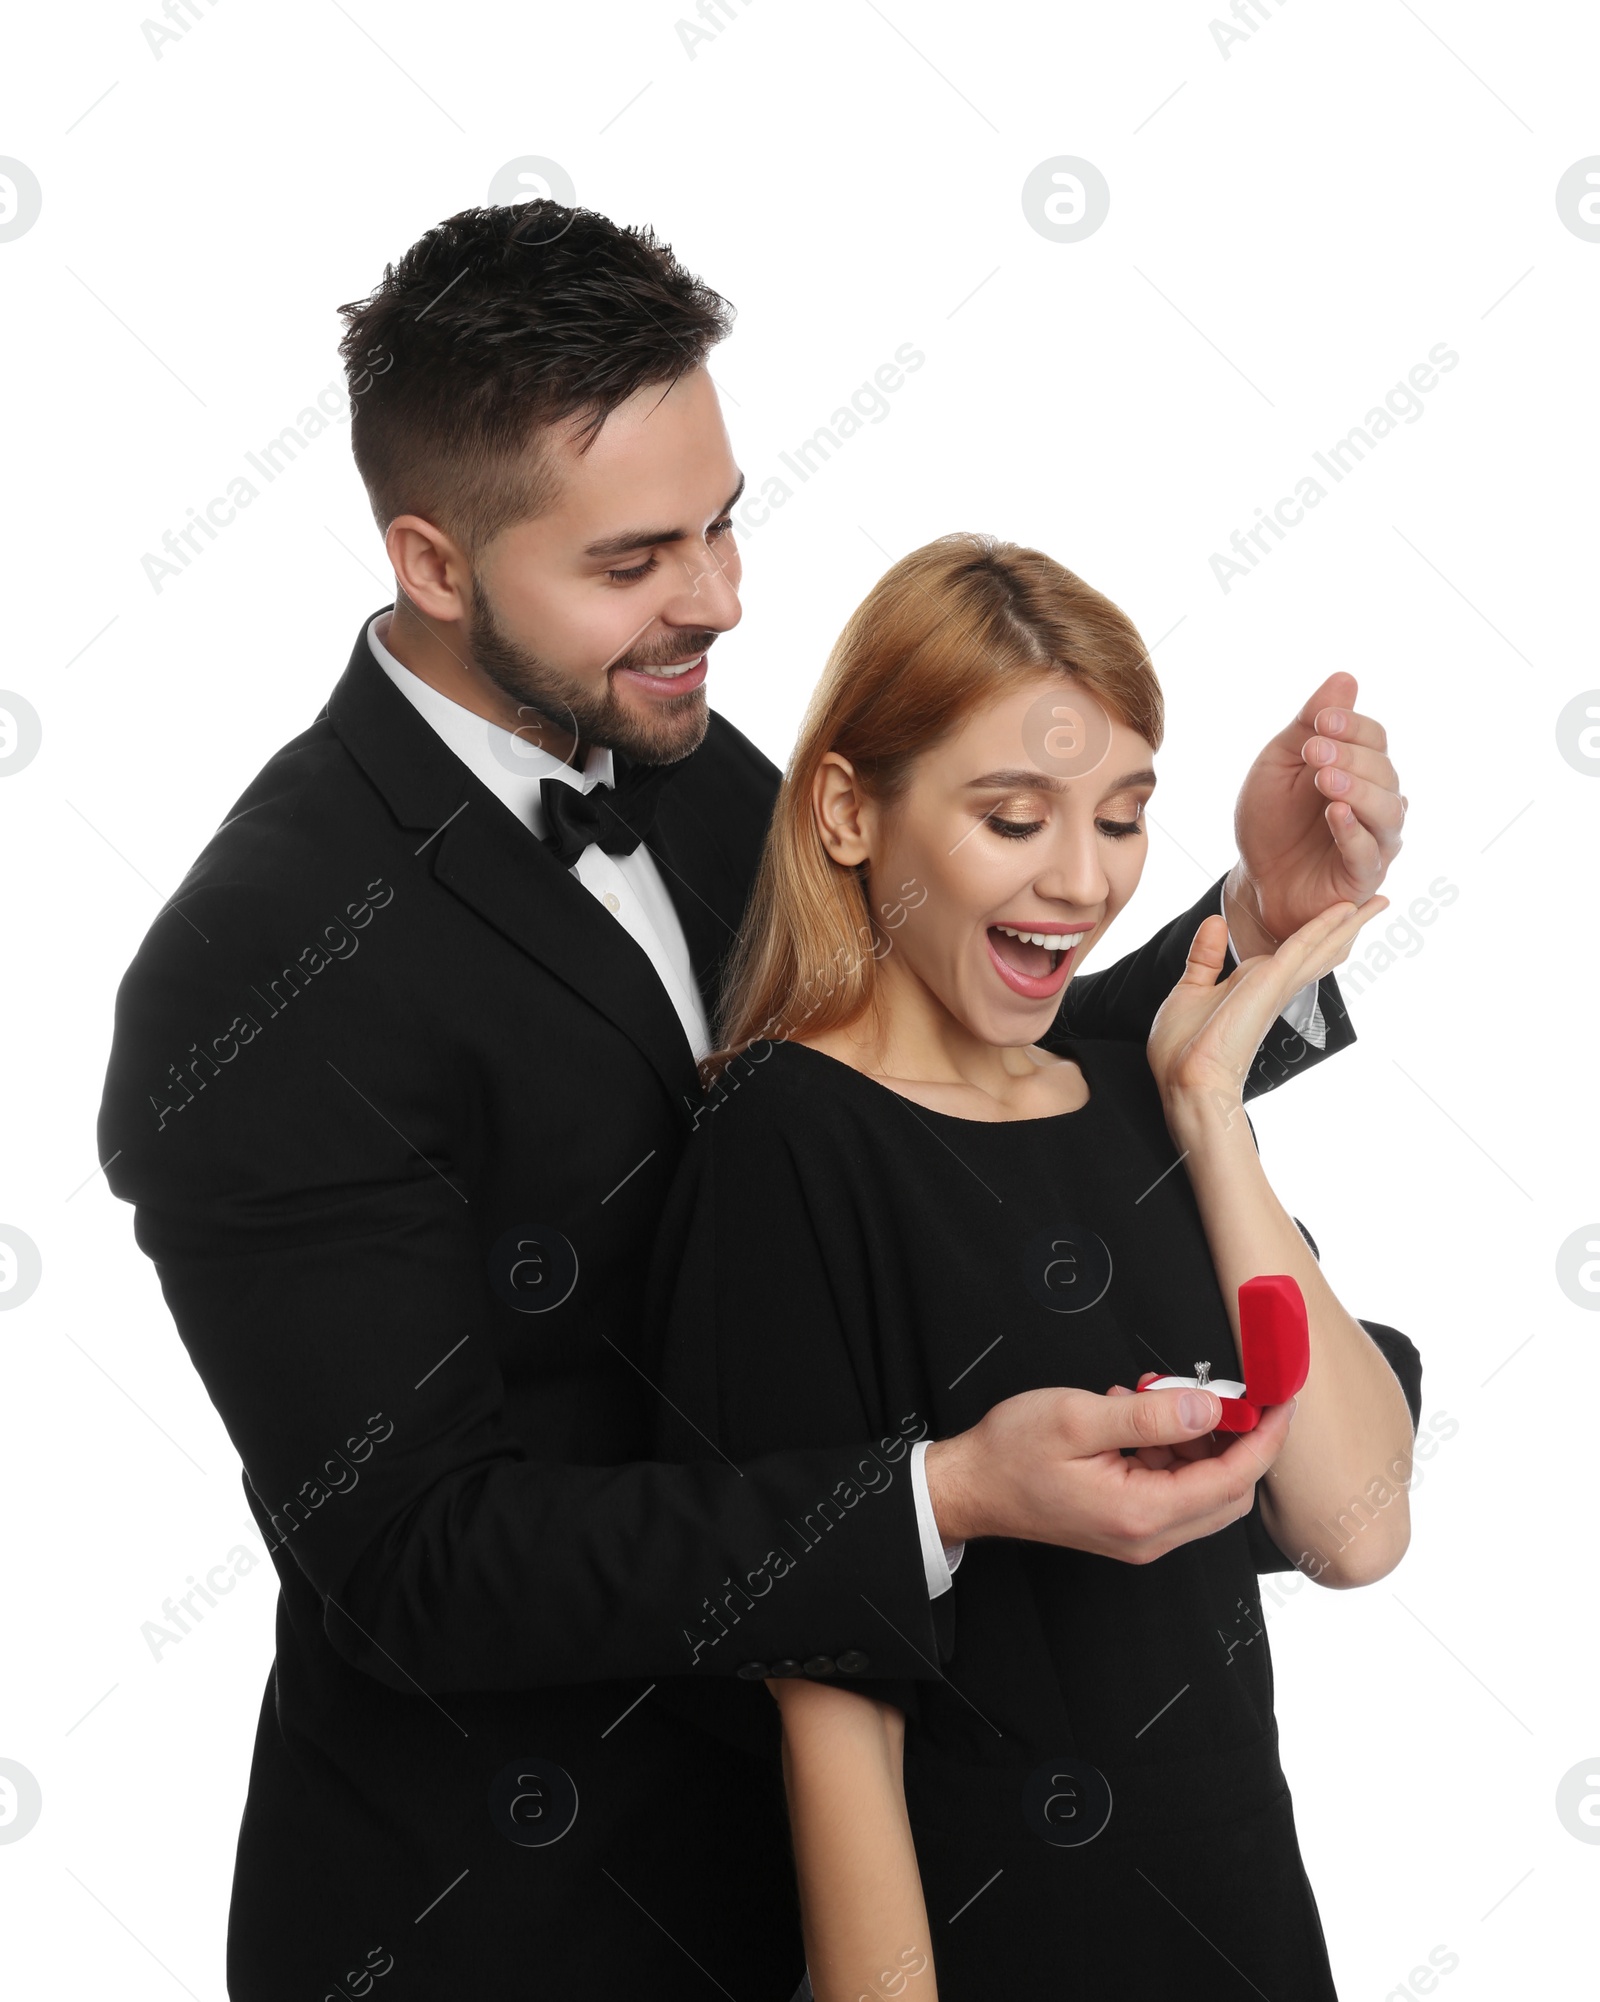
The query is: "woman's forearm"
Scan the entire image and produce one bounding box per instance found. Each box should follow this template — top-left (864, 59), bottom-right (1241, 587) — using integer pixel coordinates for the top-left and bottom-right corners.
top-left (1164, 1090), bottom-right (1415, 1585)
top-left (766, 1679), bottom-right (937, 2002)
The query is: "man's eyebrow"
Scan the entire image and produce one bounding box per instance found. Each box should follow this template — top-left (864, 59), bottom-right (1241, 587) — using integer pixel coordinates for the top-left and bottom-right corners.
top-left (581, 472), bottom-right (746, 559)
top-left (965, 766), bottom-right (1158, 793)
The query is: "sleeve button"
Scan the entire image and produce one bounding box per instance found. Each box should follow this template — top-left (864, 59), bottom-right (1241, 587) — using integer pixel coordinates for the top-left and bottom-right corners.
top-left (735, 1661), bottom-right (770, 1680)
top-left (834, 1651), bottom-right (871, 1675)
top-left (768, 1658), bottom-right (803, 1677)
top-left (803, 1656), bottom-right (837, 1678)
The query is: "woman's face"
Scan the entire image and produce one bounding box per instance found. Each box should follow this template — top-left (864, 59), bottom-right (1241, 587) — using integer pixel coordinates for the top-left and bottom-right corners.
top-left (850, 673), bottom-right (1157, 1048)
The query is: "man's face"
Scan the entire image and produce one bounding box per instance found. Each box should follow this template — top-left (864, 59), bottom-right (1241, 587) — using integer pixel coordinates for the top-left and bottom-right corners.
top-left (467, 364), bottom-right (744, 766)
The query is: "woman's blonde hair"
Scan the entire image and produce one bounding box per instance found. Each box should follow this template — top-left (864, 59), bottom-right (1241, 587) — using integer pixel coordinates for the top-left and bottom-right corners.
top-left (704, 532), bottom-right (1164, 1081)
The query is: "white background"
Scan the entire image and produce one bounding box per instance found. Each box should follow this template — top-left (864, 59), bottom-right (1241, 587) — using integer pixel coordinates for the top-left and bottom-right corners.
top-left (2, 0), bottom-right (1597, 1994)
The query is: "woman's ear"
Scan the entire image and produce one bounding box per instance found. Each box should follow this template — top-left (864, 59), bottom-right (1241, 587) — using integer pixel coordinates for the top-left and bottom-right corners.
top-left (812, 753), bottom-right (872, 867)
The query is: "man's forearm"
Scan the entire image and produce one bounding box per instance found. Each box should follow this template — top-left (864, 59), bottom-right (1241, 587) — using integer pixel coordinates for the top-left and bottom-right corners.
top-left (319, 1439), bottom-right (950, 1693)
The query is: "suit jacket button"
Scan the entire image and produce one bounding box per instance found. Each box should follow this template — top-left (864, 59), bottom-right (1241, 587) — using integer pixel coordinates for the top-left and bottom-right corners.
top-left (735, 1661), bottom-right (769, 1680)
top-left (834, 1651), bottom-right (871, 1675)
top-left (768, 1658), bottom-right (803, 1677)
top-left (803, 1656), bottom-right (837, 1678)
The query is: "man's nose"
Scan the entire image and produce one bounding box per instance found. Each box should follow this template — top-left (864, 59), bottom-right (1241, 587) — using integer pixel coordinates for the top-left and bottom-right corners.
top-left (664, 540), bottom-right (742, 632)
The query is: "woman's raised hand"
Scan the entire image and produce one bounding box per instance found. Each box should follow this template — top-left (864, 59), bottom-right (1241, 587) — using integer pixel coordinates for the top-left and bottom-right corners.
top-left (1145, 899), bottom-right (1388, 1123)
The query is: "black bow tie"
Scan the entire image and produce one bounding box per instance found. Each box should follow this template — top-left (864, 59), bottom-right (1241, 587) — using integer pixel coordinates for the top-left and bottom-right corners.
top-left (539, 757), bottom-right (677, 869)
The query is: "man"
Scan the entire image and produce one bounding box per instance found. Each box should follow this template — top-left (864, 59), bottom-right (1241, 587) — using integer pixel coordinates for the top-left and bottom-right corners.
top-left (98, 201), bottom-right (1411, 1998)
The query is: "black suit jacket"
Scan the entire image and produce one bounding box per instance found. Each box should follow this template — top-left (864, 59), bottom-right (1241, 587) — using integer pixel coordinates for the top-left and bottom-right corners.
top-left (96, 609), bottom-right (1357, 1999)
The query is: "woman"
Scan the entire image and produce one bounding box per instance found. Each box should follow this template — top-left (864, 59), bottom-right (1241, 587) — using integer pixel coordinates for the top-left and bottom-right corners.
top-left (651, 534), bottom-right (1421, 2000)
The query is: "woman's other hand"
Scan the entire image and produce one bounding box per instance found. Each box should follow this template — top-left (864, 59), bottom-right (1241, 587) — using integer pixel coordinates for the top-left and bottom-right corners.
top-left (1146, 898), bottom-right (1387, 1124)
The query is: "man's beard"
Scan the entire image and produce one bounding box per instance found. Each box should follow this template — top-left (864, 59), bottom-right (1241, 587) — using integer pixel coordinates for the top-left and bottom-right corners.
top-left (466, 574), bottom-right (714, 767)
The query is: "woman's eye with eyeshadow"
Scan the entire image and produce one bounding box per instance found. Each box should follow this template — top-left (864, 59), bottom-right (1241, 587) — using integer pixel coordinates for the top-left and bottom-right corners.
top-left (984, 797), bottom-right (1048, 840)
top-left (1090, 795), bottom-right (1150, 840)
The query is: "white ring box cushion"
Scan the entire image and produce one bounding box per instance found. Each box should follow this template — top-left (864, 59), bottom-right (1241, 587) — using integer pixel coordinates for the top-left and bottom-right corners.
top-left (1137, 1273), bottom-right (1310, 1434)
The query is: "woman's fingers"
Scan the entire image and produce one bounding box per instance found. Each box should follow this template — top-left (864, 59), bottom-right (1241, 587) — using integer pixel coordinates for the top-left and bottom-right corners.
top-left (1218, 898), bottom-right (1385, 1033)
top-left (1176, 913), bottom-right (1231, 989)
top-left (1150, 903), bottom-right (1381, 1098)
top-left (1259, 896), bottom-right (1387, 988)
top-left (1302, 895), bottom-right (1389, 976)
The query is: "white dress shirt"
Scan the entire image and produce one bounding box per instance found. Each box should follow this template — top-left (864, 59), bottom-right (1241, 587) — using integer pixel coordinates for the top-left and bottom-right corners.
top-left (371, 614), bottom-right (1323, 1601)
top-left (368, 614), bottom-right (712, 1061)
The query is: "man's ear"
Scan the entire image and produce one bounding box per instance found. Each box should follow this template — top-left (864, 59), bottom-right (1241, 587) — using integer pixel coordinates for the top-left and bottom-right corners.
top-left (812, 753), bottom-right (872, 868)
top-left (385, 514), bottom-right (471, 625)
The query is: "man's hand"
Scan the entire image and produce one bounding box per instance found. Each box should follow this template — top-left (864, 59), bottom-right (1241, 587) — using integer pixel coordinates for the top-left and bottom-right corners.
top-left (922, 1383), bottom-right (1295, 1563)
top-left (1110, 1377), bottom-right (1223, 1468)
top-left (1108, 1376), bottom-right (1284, 1470)
top-left (1224, 671), bottom-right (1406, 959)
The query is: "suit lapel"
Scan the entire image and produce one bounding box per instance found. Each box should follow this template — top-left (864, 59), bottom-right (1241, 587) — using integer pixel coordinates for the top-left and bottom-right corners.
top-left (327, 613), bottom-right (704, 1122)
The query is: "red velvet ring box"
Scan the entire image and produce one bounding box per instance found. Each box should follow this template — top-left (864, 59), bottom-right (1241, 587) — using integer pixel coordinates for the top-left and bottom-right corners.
top-left (1136, 1273), bottom-right (1309, 1433)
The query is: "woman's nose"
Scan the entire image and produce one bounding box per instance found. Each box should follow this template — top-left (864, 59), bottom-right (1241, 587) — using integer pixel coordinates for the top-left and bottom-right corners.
top-left (1033, 827), bottom-right (1109, 910)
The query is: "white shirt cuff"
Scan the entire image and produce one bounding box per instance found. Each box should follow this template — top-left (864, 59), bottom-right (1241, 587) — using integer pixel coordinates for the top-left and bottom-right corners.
top-left (910, 1438), bottom-right (964, 1597)
top-left (1220, 884), bottom-right (1327, 1050)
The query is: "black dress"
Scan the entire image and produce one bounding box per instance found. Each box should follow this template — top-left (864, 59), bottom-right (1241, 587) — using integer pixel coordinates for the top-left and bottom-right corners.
top-left (651, 1035), bottom-right (1422, 2001)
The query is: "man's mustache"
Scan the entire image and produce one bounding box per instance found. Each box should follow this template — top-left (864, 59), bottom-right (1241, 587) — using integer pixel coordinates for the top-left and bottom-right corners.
top-left (611, 634), bottom-right (720, 673)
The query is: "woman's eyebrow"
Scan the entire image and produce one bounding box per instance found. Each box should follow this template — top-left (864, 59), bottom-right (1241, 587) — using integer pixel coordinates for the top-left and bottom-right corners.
top-left (964, 766), bottom-right (1158, 792)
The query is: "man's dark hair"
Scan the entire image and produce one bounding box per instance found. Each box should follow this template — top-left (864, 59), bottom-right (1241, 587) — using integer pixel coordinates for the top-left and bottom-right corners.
top-left (336, 202), bottom-right (734, 557)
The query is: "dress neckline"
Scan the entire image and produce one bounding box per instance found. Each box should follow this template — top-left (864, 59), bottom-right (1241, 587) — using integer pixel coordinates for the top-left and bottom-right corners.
top-left (779, 1035), bottom-right (1099, 1127)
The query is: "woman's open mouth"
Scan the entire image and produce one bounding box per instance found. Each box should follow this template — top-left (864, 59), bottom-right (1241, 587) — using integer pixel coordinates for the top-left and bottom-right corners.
top-left (985, 923), bottom-right (1092, 1000)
